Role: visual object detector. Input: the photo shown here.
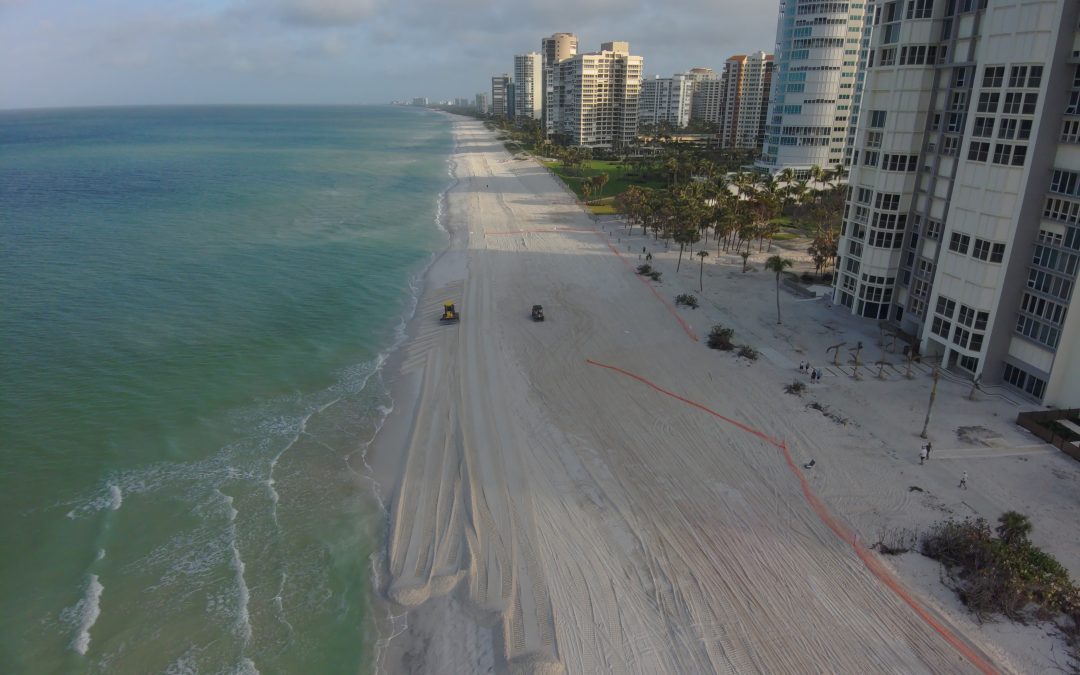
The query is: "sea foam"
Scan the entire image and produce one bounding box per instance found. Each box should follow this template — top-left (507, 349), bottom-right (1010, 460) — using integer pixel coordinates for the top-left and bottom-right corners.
top-left (65, 574), bottom-right (104, 655)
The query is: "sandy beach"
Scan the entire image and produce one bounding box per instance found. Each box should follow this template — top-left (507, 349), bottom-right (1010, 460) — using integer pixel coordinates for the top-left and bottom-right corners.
top-left (368, 118), bottom-right (1080, 674)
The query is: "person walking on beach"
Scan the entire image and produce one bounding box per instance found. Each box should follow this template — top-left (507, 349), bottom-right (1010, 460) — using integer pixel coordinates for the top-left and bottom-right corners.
top-left (799, 361), bottom-right (805, 373)
top-left (925, 441), bottom-right (932, 459)
top-left (958, 471), bottom-right (968, 489)
top-left (919, 445), bottom-right (927, 465)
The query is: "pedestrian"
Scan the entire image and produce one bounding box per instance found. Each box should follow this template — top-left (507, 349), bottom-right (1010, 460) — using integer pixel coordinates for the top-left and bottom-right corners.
top-left (642, 246), bottom-right (647, 254)
top-left (816, 368), bottom-right (822, 381)
top-left (925, 441), bottom-right (932, 459)
top-left (919, 445), bottom-right (927, 465)
top-left (958, 471), bottom-right (968, 489)
top-left (646, 253), bottom-right (652, 262)
top-left (799, 361), bottom-right (805, 373)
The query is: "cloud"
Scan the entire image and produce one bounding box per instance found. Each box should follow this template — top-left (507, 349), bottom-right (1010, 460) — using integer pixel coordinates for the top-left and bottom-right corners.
top-left (254, 0), bottom-right (381, 27)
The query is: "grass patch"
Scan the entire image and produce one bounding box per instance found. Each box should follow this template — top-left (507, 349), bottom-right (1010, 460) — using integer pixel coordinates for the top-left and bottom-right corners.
top-left (543, 160), bottom-right (666, 204)
top-left (770, 232), bottom-right (799, 241)
top-left (588, 203), bottom-right (618, 215)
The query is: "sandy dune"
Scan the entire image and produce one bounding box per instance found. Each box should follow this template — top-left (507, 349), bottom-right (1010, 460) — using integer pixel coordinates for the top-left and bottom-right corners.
top-left (368, 119), bottom-right (1074, 674)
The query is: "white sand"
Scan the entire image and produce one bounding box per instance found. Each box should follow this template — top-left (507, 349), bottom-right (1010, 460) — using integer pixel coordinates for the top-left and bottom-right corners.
top-left (369, 119), bottom-right (1080, 674)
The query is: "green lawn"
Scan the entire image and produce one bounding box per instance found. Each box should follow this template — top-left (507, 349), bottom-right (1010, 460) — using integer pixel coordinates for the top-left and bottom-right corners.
top-left (543, 160), bottom-right (667, 205)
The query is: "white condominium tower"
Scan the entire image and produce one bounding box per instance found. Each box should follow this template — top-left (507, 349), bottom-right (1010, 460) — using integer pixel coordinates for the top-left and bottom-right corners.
top-left (717, 52), bottom-right (776, 149)
top-left (687, 67), bottom-right (722, 125)
top-left (542, 32), bottom-right (579, 135)
top-left (757, 0), bottom-right (870, 176)
top-left (638, 74), bottom-right (693, 129)
top-left (491, 74), bottom-right (512, 118)
top-left (834, 0), bottom-right (1080, 406)
top-left (514, 53), bottom-right (543, 120)
top-left (550, 41), bottom-right (644, 149)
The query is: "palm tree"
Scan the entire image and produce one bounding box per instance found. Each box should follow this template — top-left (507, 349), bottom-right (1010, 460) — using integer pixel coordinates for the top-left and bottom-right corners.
top-left (996, 511), bottom-right (1033, 548)
top-left (593, 173), bottom-right (610, 200)
top-left (697, 250), bottom-right (709, 292)
top-left (765, 255), bottom-right (794, 324)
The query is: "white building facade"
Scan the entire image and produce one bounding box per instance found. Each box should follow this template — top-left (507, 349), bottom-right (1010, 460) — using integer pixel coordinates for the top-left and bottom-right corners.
top-left (834, 0), bottom-right (1080, 407)
top-left (514, 52), bottom-right (543, 120)
top-left (550, 41), bottom-right (644, 149)
top-left (542, 33), bottom-right (579, 136)
top-left (638, 74), bottom-right (693, 129)
top-left (757, 0), bottom-right (869, 176)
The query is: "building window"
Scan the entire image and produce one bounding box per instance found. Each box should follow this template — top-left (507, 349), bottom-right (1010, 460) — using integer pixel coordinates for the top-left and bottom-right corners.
top-left (1008, 65), bottom-right (1028, 88)
top-left (1027, 66), bottom-right (1043, 88)
top-left (941, 135), bottom-right (960, 156)
top-left (935, 295), bottom-right (956, 318)
top-left (976, 92), bottom-right (999, 113)
top-left (905, 0), bottom-right (934, 19)
top-left (949, 232), bottom-right (971, 254)
top-left (967, 141), bottom-right (989, 162)
top-left (992, 143), bottom-right (1026, 166)
top-left (972, 117), bottom-right (994, 137)
top-left (990, 243), bottom-right (1006, 262)
top-left (931, 316), bottom-right (951, 338)
top-left (982, 66), bottom-right (1004, 88)
top-left (972, 238), bottom-right (992, 260)
top-left (925, 219), bottom-right (943, 239)
top-left (1003, 363), bottom-right (1046, 399)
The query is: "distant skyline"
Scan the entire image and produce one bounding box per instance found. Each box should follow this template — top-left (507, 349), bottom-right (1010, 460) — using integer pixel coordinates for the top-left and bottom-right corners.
top-left (0, 0), bottom-right (778, 110)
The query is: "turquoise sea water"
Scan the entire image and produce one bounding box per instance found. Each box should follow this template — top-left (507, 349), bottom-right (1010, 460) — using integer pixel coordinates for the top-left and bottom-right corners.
top-left (0, 106), bottom-right (452, 673)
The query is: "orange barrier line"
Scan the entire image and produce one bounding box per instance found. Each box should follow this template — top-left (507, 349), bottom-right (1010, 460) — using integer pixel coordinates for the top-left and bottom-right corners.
top-left (584, 358), bottom-right (998, 675)
top-left (594, 237), bottom-right (699, 342)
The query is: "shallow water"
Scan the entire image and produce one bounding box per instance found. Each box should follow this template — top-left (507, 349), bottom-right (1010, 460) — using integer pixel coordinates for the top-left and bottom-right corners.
top-left (0, 105), bottom-right (452, 673)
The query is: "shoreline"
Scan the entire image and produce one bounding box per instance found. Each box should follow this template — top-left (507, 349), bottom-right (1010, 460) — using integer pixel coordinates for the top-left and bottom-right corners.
top-left (363, 117), bottom-right (1078, 675)
top-left (365, 115), bottom-right (477, 673)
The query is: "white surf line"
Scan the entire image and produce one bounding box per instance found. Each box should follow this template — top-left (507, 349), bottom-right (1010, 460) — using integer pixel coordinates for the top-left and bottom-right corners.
top-left (217, 489), bottom-right (255, 663)
top-left (266, 396), bottom-right (343, 526)
top-left (69, 574), bottom-right (104, 655)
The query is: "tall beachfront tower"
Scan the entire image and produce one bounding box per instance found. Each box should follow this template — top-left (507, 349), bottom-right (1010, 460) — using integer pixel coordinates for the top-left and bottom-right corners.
top-left (756, 0), bottom-right (869, 176)
top-left (551, 41), bottom-right (643, 149)
top-left (491, 74), bottom-right (512, 118)
top-left (834, 0), bottom-right (1080, 407)
top-left (514, 53), bottom-right (543, 120)
top-left (717, 52), bottom-right (776, 150)
top-left (638, 74), bottom-right (693, 129)
top-left (542, 33), bottom-right (579, 135)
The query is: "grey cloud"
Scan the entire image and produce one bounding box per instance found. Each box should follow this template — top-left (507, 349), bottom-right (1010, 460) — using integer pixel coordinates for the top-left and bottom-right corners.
top-left (262, 0), bottom-right (380, 27)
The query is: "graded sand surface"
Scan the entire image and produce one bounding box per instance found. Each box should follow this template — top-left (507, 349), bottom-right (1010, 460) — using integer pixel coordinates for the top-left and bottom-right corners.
top-left (369, 119), bottom-right (1080, 674)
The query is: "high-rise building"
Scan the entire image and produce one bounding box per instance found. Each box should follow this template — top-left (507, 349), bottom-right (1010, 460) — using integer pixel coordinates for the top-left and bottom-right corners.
top-left (514, 53), bottom-right (543, 120)
top-left (756, 1), bottom-right (869, 176)
top-left (688, 68), bottom-right (722, 126)
top-left (638, 74), bottom-right (693, 129)
top-left (542, 33), bottom-right (579, 135)
top-left (475, 93), bottom-right (488, 115)
top-left (550, 41), bottom-right (644, 149)
top-left (833, 0), bottom-right (1080, 406)
top-left (716, 52), bottom-right (775, 149)
top-left (491, 74), bottom-right (512, 118)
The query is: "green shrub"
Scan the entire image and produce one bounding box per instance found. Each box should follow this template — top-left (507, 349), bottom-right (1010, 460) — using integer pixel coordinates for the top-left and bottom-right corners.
top-left (737, 345), bottom-right (759, 361)
top-left (707, 325), bottom-right (735, 351)
top-left (675, 293), bottom-right (699, 309)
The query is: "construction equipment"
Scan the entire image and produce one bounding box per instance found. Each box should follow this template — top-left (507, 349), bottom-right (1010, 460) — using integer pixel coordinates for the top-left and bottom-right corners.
top-left (531, 304), bottom-right (545, 321)
top-left (440, 301), bottom-right (460, 323)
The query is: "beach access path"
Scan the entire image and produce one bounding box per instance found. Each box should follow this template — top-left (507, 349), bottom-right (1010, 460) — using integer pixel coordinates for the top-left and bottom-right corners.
top-left (368, 119), bottom-right (1072, 674)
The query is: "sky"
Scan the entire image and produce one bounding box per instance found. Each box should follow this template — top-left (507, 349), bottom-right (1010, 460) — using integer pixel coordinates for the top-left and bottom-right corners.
top-left (0, 0), bottom-right (780, 110)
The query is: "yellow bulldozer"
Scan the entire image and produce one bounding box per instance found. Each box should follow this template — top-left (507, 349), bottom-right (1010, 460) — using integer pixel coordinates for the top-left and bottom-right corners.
top-left (440, 301), bottom-right (460, 323)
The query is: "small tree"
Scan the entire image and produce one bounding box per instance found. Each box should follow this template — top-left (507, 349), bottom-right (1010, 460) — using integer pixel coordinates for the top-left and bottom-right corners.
top-left (740, 251), bottom-right (750, 273)
top-left (996, 511), bottom-right (1033, 548)
top-left (697, 250), bottom-right (709, 292)
top-left (593, 173), bottom-right (610, 200)
top-left (765, 255), bottom-right (794, 324)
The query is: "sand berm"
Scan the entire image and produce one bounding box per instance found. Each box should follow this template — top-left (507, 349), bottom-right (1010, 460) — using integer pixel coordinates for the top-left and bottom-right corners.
top-left (366, 119), bottom-right (998, 674)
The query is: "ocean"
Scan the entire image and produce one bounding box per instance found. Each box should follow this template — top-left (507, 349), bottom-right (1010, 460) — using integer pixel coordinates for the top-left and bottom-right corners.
top-left (0, 105), bottom-right (453, 673)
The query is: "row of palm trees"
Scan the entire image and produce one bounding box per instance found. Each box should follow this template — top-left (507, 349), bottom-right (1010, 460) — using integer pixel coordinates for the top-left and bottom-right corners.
top-left (614, 168), bottom-right (843, 270)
